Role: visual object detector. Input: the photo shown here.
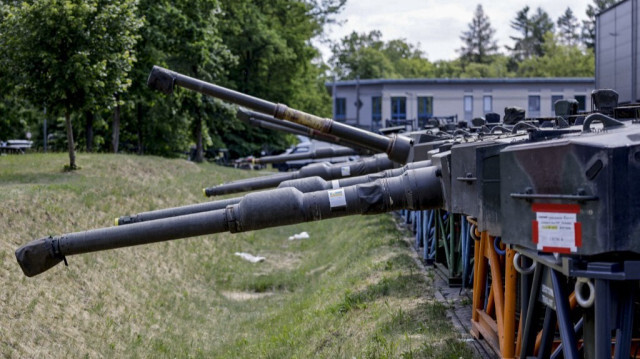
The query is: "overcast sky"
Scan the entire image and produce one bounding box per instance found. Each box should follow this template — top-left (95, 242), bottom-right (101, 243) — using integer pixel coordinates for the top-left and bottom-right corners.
top-left (316, 0), bottom-right (590, 62)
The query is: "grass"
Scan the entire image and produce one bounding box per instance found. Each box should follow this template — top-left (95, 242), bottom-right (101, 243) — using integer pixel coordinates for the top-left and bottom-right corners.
top-left (0, 153), bottom-right (475, 358)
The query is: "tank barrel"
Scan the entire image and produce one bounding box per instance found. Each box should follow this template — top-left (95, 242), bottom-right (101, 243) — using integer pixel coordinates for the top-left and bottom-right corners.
top-left (238, 112), bottom-right (310, 138)
top-left (251, 147), bottom-right (359, 165)
top-left (148, 66), bottom-right (413, 164)
top-left (237, 108), bottom-right (311, 137)
top-left (238, 109), bottom-right (373, 153)
top-left (16, 166), bottom-right (443, 277)
top-left (203, 171), bottom-right (296, 196)
top-left (115, 160), bottom-right (434, 226)
top-left (116, 197), bottom-right (243, 225)
top-left (204, 153), bottom-right (394, 196)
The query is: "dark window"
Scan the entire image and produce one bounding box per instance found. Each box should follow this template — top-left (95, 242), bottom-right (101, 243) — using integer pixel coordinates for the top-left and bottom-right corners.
top-left (528, 95), bottom-right (541, 116)
top-left (335, 98), bottom-right (346, 120)
top-left (464, 95), bottom-right (473, 120)
top-left (391, 97), bottom-right (406, 120)
top-left (292, 146), bottom-right (309, 154)
top-left (551, 95), bottom-right (563, 111)
top-left (417, 97), bottom-right (433, 121)
top-left (575, 95), bottom-right (586, 111)
top-left (371, 96), bottom-right (382, 123)
top-left (483, 95), bottom-right (492, 113)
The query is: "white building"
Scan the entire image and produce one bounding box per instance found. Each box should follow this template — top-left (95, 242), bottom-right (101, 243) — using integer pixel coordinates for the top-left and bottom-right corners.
top-left (596, 0), bottom-right (639, 104)
top-left (326, 78), bottom-right (595, 130)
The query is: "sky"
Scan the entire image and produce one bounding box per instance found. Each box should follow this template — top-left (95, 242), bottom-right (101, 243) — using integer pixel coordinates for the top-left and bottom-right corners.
top-left (316, 0), bottom-right (590, 62)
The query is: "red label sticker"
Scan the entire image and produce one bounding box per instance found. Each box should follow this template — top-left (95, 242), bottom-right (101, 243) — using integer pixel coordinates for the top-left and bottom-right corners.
top-left (531, 204), bottom-right (581, 253)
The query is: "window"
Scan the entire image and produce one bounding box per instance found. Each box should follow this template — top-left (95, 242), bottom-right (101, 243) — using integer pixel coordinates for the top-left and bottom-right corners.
top-left (464, 95), bottom-right (473, 120)
top-left (528, 95), bottom-right (541, 117)
top-left (575, 95), bottom-right (586, 111)
top-left (417, 97), bottom-right (433, 121)
top-left (391, 97), bottom-right (406, 120)
top-left (483, 96), bottom-right (492, 113)
top-left (335, 98), bottom-right (346, 120)
top-left (292, 146), bottom-right (309, 154)
top-left (551, 95), bottom-right (563, 112)
top-left (371, 96), bottom-right (382, 123)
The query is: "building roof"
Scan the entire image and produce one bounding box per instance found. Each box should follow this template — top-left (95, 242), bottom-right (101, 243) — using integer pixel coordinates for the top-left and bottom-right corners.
top-left (326, 77), bottom-right (595, 88)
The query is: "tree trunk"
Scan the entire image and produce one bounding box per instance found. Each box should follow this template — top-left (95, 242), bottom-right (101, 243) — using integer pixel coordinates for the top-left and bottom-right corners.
top-left (136, 102), bottom-right (144, 155)
top-left (192, 65), bottom-right (204, 163)
top-left (64, 110), bottom-right (76, 170)
top-left (85, 111), bottom-right (94, 152)
top-left (194, 114), bottom-right (204, 163)
top-left (112, 94), bottom-right (120, 153)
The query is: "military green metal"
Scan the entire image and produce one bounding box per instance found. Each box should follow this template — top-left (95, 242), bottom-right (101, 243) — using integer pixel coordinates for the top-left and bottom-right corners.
top-left (115, 160), bottom-right (434, 226)
top-left (237, 109), bottom-right (311, 138)
top-left (147, 66), bottom-right (413, 164)
top-left (203, 153), bottom-right (394, 196)
top-left (590, 89), bottom-right (619, 115)
top-left (248, 147), bottom-right (359, 165)
top-left (16, 166), bottom-right (443, 277)
top-left (238, 109), bottom-right (373, 154)
top-left (500, 114), bottom-right (640, 256)
top-left (554, 99), bottom-right (579, 117)
top-left (116, 197), bottom-right (243, 226)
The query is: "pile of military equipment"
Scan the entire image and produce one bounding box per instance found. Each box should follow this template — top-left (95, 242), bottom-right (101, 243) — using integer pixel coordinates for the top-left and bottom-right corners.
top-left (16, 66), bottom-right (640, 358)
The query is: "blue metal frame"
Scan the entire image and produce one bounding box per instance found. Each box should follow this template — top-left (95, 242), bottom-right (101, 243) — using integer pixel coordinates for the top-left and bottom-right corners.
top-left (391, 97), bottom-right (406, 120)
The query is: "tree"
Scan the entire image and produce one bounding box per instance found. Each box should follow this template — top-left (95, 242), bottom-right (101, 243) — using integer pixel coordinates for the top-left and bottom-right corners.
top-left (117, 0), bottom-right (235, 161)
top-left (216, 0), bottom-right (345, 157)
top-left (330, 31), bottom-right (435, 80)
top-left (507, 7), bottom-right (554, 61)
top-left (330, 31), bottom-right (396, 79)
top-left (0, 0), bottom-right (141, 169)
top-left (582, 0), bottom-right (620, 49)
top-left (517, 32), bottom-right (594, 77)
top-left (458, 4), bottom-right (499, 64)
top-left (164, 0), bottom-right (235, 163)
top-left (530, 8), bottom-right (555, 56)
top-left (557, 7), bottom-right (580, 46)
top-left (507, 6), bottom-right (533, 61)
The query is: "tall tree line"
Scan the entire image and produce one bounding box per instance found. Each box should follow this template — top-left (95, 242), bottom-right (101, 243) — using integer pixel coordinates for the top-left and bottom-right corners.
top-left (0, 0), bottom-right (621, 168)
top-left (330, 0), bottom-right (619, 81)
top-left (0, 0), bottom-right (345, 168)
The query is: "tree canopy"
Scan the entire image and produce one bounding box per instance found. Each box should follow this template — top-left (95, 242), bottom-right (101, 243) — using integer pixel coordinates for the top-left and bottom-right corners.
top-left (0, 0), bottom-right (141, 168)
top-left (329, 30), bottom-right (436, 80)
top-left (458, 4), bottom-right (498, 64)
top-left (0, 0), bottom-right (621, 165)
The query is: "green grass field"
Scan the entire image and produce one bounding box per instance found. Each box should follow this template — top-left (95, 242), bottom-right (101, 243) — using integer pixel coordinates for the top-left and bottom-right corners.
top-left (0, 153), bottom-right (474, 358)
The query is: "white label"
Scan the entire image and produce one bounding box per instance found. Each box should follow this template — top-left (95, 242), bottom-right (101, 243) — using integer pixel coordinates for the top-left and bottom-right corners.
top-left (328, 188), bottom-right (347, 208)
top-left (341, 166), bottom-right (351, 177)
top-left (331, 180), bottom-right (340, 189)
top-left (539, 284), bottom-right (556, 310)
top-left (536, 212), bottom-right (577, 252)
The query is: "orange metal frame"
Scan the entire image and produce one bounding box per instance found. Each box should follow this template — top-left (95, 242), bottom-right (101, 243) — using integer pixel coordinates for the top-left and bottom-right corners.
top-left (470, 231), bottom-right (517, 359)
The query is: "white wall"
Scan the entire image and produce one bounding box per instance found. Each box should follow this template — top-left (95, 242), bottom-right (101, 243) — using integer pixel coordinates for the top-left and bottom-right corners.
top-left (332, 80), bottom-right (594, 129)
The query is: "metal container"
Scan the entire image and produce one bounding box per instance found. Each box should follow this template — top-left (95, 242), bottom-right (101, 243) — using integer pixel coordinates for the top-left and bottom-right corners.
top-left (500, 118), bottom-right (640, 256)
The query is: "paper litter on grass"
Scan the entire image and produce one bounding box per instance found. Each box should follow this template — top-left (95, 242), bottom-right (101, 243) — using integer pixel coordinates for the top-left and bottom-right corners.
top-left (234, 252), bottom-right (265, 263)
top-left (288, 231), bottom-right (310, 240)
